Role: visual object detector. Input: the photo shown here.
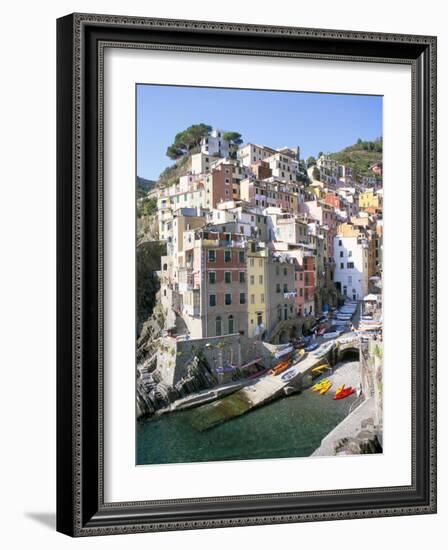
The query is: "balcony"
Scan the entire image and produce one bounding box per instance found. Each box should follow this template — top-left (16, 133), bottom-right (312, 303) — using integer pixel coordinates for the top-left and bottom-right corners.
top-left (218, 240), bottom-right (246, 248)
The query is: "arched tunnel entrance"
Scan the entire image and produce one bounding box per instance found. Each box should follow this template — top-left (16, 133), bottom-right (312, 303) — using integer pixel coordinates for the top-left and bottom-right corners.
top-left (337, 347), bottom-right (360, 362)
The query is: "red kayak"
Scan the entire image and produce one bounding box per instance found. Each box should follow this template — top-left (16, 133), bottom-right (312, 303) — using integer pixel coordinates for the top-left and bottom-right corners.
top-left (333, 386), bottom-right (356, 400)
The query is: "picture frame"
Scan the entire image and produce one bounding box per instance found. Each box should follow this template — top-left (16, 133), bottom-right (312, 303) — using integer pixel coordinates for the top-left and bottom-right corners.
top-left (56, 13), bottom-right (437, 536)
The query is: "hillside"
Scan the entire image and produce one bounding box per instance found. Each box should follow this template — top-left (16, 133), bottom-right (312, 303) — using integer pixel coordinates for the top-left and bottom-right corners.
top-left (329, 138), bottom-right (382, 179)
top-left (136, 176), bottom-right (156, 198)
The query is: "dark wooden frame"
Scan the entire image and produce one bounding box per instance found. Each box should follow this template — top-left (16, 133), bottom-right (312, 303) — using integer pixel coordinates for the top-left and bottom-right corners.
top-left (57, 13), bottom-right (437, 537)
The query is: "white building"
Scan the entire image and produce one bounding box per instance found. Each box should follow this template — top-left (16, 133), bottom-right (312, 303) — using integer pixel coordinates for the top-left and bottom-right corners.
top-left (333, 234), bottom-right (369, 300)
top-left (317, 155), bottom-right (340, 186)
top-left (200, 128), bottom-right (230, 157)
top-left (190, 152), bottom-right (211, 174)
top-left (265, 151), bottom-right (300, 183)
top-left (237, 143), bottom-right (276, 167)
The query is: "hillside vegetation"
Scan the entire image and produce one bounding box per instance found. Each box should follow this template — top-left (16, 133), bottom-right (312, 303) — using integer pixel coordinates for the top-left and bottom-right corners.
top-left (329, 138), bottom-right (382, 179)
top-left (136, 240), bottom-right (167, 334)
top-left (136, 176), bottom-right (156, 198)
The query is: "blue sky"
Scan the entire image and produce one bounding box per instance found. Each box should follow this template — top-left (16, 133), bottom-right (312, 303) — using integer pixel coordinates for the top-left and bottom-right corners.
top-left (137, 85), bottom-right (382, 181)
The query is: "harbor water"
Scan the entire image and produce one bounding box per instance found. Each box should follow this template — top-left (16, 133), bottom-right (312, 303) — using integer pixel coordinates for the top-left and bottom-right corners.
top-left (137, 361), bottom-right (358, 465)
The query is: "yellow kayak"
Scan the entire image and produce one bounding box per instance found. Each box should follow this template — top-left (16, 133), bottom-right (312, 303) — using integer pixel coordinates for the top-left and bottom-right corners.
top-left (312, 379), bottom-right (329, 392)
top-left (319, 381), bottom-right (332, 395)
top-left (311, 363), bottom-right (331, 375)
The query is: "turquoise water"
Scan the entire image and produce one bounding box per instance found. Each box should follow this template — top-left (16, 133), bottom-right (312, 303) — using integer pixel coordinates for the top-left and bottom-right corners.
top-left (136, 385), bottom-right (356, 465)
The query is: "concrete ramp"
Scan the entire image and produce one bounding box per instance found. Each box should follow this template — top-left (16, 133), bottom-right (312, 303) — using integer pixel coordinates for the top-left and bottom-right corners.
top-left (190, 376), bottom-right (285, 431)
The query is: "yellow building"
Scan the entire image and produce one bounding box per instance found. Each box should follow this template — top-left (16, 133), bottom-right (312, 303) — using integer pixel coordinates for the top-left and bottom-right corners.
top-left (338, 222), bottom-right (360, 237)
top-left (247, 246), bottom-right (268, 338)
top-left (359, 190), bottom-right (381, 209)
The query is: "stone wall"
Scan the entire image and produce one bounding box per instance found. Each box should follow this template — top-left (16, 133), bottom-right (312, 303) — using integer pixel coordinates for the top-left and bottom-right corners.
top-left (156, 333), bottom-right (276, 386)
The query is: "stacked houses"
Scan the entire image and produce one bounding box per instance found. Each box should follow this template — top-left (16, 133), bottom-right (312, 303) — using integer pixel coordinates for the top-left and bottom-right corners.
top-left (155, 129), bottom-right (383, 341)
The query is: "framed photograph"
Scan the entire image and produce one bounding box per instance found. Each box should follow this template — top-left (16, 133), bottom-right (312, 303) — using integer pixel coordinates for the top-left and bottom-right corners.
top-left (57, 13), bottom-right (437, 536)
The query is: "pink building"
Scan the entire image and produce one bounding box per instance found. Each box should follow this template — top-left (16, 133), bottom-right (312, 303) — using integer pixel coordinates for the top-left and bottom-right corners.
top-left (295, 255), bottom-right (315, 316)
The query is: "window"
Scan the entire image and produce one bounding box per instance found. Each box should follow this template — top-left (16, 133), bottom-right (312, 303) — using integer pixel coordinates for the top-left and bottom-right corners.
top-left (224, 271), bottom-right (231, 284)
top-left (276, 266), bottom-right (280, 276)
top-left (208, 250), bottom-right (216, 262)
top-left (250, 259), bottom-right (254, 267)
top-left (228, 315), bottom-right (234, 334)
top-left (240, 293), bottom-right (246, 304)
top-left (340, 262), bottom-right (344, 269)
top-left (209, 294), bottom-right (216, 307)
top-left (339, 239), bottom-right (342, 246)
top-left (208, 271), bottom-right (216, 284)
top-left (348, 250), bottom-right (352, 257)
top-left (259, 259), bottom-right (263, 267)
top-left (259, 275), bottom-right (263, 284)
top-left (239, 271), bottom-right (245, 283)
top-left (276, 283), bottom-right (281, 293)
top-left (215, 316), bottom-right (222, 336)
top-left (347, 262), bottom-right (354, 269)
top-left (239, 251), bottom-right (245, 263)
top-left (250, 275), bottom-right (255, 285)
top-left (257, 313), bottom-right (263, 326)
top-left (225, 293), bottom-right (232, 305)
top-left (277, 306), bottom-right (282, 321)
top-left (283, 283), bottom-right (288, 292)
top-left (340, 251), bottom-right (343, 257)
top-left (250, 294), bottom-right (255, 304)
top-left (224, 250), bottom-right (231, 262)
top-left (261, 293), bottom-right (265, 304)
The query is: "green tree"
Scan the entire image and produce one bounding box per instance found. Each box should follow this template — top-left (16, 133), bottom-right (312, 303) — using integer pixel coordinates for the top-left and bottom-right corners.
top-left (138, 197), bottom-right (157, 218)
top-left (223, 131), bottom-right (243, 158)
top-left (166, 145), bottom-right (184, 160)
top-left (306, 155), bottom-right (316, 167)
top-left (165, 123), bottom-right (212, 159)
top-left (223, 131), bottom-right (243, 146)
top-left (312, 166), bottom-right (320, 181)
